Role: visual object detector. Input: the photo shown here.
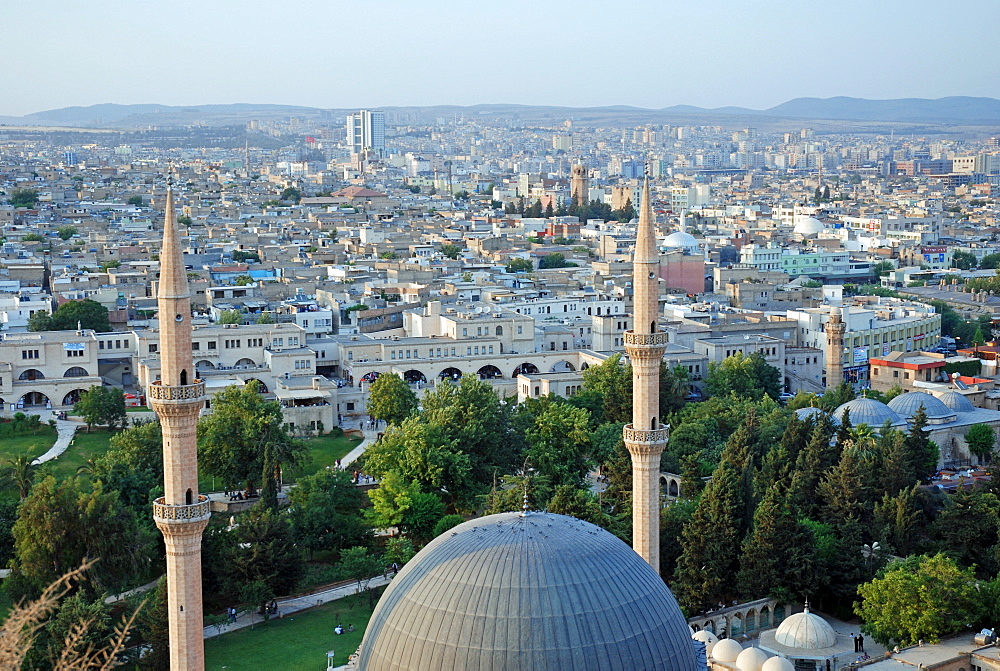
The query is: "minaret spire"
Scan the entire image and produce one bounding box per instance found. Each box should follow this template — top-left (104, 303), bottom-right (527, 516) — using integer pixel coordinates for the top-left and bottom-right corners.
top-left (623, 175), bottom-right (669, 573)
top-left (151, 173), bottom-right (209, 670)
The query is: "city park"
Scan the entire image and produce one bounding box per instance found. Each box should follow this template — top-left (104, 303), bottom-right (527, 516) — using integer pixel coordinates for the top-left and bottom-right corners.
top-left (1, 349), bottom-right (1000, 667)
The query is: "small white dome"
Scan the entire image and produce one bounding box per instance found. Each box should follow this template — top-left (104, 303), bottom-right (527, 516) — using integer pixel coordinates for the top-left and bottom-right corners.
top-left (663, 230), bottom-right (700, 250)
top-left (736, 646), bottom-right (770, 671)
top-left (762, 657), bottom-right (795, 671)
top-left (774, 608), bottom-right (837, 649)
top-left (793, 217), bottom-right (826, 236)
top-left (693, 630), bottom-right (720, 655)
top-left (713, 638), bottom-right (743, 662)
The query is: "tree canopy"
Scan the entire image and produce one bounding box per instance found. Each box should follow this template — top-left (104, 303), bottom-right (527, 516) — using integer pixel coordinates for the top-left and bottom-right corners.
top-left (366, 373), bottom-right (418, 427)
top-left (28, 299), bottom-right (111, 333)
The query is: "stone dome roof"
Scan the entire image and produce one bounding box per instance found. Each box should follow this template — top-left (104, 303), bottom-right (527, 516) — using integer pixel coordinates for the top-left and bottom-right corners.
top-left (762, 657), bottom-right (796, 671)
top-left (663, 230), bottom-right (700, 250)
top-left (794, 407), bottom-right (840, 426)
top-left (887, 392), bottom-right (955, 421)
top-left (356, 512), bottom-right (698, 671)
top-left (793, 217), bottom-right (826, 236)
top-left (736, 646), bottom-right (770, 671)
top-left (692, 631), bottom-right (719, 656)
top-left (833, 398), bottom-right (907, 429)
top-left (712, 639), bottom-right (743, 663)
top-left (773, 607), bottom-right (838, 649)
top-left (936, 390), bottom-right (975, 413)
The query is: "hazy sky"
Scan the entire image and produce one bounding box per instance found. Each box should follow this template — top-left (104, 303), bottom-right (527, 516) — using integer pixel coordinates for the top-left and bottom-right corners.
top-left (3, 0), bottom-right (998, 116)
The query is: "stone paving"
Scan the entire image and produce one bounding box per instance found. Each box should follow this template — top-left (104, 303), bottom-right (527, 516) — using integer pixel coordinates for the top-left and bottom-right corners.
top-left (29, 411), bottom-right (79, 465)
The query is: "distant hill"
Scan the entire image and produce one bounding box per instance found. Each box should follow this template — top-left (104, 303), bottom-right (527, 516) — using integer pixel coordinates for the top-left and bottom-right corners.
top-left (2, 97), bottom-right (998, 128)
top-left (763, 96), bottom-right (1000, 123)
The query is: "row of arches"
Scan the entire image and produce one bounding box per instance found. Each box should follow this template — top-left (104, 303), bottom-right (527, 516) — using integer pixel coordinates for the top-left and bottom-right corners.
top-left (400, 361), bottom-right (583, 383)
top-left (688, 600), bottom-right (785, 639)
top-left (17, 367), bottom-right (91, 381)
top-left (2, 389), bottom-right (90, 408)
top-left (195, 358), bottom-right (257, 370)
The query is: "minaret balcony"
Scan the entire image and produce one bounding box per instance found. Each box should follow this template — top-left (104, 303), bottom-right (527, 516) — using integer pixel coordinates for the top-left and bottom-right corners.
top-left (623, 330), bottom-right (669, 347)
top-left (153, 495), bottom-right (211, 522)
top-left (148, 380), bottom-right (205, 401)
top-left (623, 424), bottom-right (670, 445)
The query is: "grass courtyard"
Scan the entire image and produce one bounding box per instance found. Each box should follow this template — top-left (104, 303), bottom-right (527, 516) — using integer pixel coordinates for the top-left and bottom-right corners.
top-left (286, 431), bottom-right (364, 483)
top-left (205, 590), bottom-right (379, 669)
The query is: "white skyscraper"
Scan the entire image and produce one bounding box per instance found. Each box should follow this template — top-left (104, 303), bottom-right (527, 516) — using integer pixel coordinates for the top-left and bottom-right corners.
top-left (346, 109), bottom-right (386, 157)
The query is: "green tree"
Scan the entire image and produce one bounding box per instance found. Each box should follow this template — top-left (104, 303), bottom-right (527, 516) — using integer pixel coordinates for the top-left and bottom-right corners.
top-left (874, 260), bottom-right (894, 277)
top-left (612, 198), bottom-right (635, 222)
top-left (705, 351), bottom-right (782, 400)
top-left (126, 195), bottom-right (144, 207)
top-left (22, 232), bottom-right (45, 242)
top-left (581, 353), bottom-right (632, 424)
top-left (363, 417), bottom-right (473, 507)
top-left (952, 250), bottom-right (977, 270)
top-left (980, 253), bottom-right (1000, 270)
top-left (7, 476), bottom-right (151, 600)
top-left (366, 472), bottom-right (444, 538)
top-left (930, 488), bottom-right (1000, 576)
top-left (133, 576), bottom-right (169, 669)
top-left (255, 312), bottom-right (275, 324)
top-left (1, 452), bottom-right (36, 500)
top-left (234, 275), bottom-right (253, 286)
top-left (8, 188), bottom-right (39, 208)
top-left (854, 554), bottom-right (984, 646)
top-left (280, 186), bottom-right (301, 203)
top-left (239, 579), bottom-right (274, 628)
top-left (526, 402), bottom-right (592, 488)
top-left (338, 546), bottom-right (384, 592)
top-left (966, 423), bottom-right (996, 461)
top-left (286, 468), bottom-right (370, 558)
top-left (217, 309), bottom-right (243, 325)
top-left (505, 257), bottom-right (533, 273)
top-left (905, 407), bottom-right (939, 481)
top-left (22, 591), bottom-right (116, 669)
top-left (28, 298), bottom-right (111, 332)
top-left (177, 214), bottom-right (193, 227)
top-left (366, 373), bottom-right (418, 426)
top-left (75, 386), bottom-right (127, 432)
top-left (92, 421), bottom-right (163, 514)
top-left (0, 499), bottom-right (18, 565)
top-left (198, 381), bottom-right (305, 495)
top-left (546, 484), bottom-right (612, 529)
top-left (383, 536), bottom-right (416, 566)
top-left (225, 504), bottom-right (303, 598)
top-left (737, 484), bottom-right (815, 602)
top-left (56, 226), bottom-right (78, 240)
top-left (538, 253), bottom-right (578, 269)
top-left (439, 243), bottom-right (462, 259)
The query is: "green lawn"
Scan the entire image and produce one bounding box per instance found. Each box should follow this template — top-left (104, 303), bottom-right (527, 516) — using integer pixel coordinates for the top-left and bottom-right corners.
top-left (0, 425), bottom-right (58, 462)
top-left (43, 429), bottom-right (115, 480)
top-left (287, 432), bottom-right (364, 482)
top-left (205, 590), bottom-right (380, 669)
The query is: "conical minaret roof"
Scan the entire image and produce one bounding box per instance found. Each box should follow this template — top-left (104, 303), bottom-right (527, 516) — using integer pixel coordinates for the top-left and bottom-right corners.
top-left (634, 176), bottom-right (657, 265)
top-left (157, 181), bottom-right (189, 301)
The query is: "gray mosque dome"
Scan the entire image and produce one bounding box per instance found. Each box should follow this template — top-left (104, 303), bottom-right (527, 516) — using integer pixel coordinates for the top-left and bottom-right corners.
top-left (887, 392), bottom-right (956, 422)
top-left (794, 407), bottom-right (840, 426)
top-left (793, 217), bottom-right (826, 236)
top-left (773, 606), bottom-right (838, 649)
top-left (355, 512), bottom-right (698, 671)
top-left (935, 390), bottom-right (975, 413)
top-left (833, 398), bottom-right (907, 429)
top-left (663, 230), bottom-right (700, 250)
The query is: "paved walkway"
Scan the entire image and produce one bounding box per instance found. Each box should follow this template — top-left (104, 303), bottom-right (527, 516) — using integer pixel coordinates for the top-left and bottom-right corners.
top-left (340, 423), bottom-right (378, 466)
top-left (30, 411), bottom-right (79, 465)
top-left (203, 573), bottom-right (391, 640)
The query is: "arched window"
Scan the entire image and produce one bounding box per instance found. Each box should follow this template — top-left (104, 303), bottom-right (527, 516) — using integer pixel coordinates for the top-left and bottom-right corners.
top-left (185, 488), bottom-right (193, 505)
top-left (180, 369), bottom-right (188, 386)
top-left (496, 325), bottom-right (503, 336)
top-left (63, 366), bottom-right (88, 378)
top-left (18, 369), bottom-right (44, 381)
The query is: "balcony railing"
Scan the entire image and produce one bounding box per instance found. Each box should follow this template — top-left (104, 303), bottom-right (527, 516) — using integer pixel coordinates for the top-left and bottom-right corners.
top-left (152, 495), bottom-right (211, 521)
top-left (148, 380), bottom-right (205, 400)
top-left (623, 424), bottom-right (671, 444)
top-left (623, 331), bottom-right (669, 346)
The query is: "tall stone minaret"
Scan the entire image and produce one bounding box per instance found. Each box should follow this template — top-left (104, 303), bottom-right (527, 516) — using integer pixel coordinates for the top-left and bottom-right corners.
top-left (571, 163), bottom-right (589, 207)
top-left (150, 178), bottom-right (209, 670)
top-left (825, 306), bottom-right (847, 390)
top-left (623, 175), bottom-right (669, 573)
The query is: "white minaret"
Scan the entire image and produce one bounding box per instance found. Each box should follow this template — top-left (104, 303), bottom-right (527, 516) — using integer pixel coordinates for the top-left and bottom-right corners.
top-left (150, 178), bottom-right (209, 670)
top-left (623, 175), bottom-right (669, 573)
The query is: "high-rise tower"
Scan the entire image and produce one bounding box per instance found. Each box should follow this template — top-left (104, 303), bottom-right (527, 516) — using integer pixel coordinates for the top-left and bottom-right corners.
top-left (150, 179), bottom-right (210, 670)
top-left (623, 176), bottom-right (669, 573)
top-left (825, 307), bottom-right (846, 390)
top-left (571, 164), bottom-right (589, 207)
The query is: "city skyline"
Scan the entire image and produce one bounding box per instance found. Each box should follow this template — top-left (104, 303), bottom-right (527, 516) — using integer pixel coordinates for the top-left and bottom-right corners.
top-left (3, 0), bottom-right (998, 117)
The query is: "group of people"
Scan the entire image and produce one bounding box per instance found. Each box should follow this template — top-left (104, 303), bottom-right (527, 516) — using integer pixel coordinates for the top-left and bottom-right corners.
top-left (851, 633), bottom-right (866, 653)
top-left (226, 490), bottom-right (255, 502)
top-left (334, 623), bottom-right (355, 635)
top-left (359, 417), bottom-right (383, 432)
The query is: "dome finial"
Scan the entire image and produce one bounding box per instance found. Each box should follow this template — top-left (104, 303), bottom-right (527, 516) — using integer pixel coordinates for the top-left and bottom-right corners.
top-left (520, 481), bottom-right (530, 516)
top-left (804, 599), bottom-right (810, 612)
